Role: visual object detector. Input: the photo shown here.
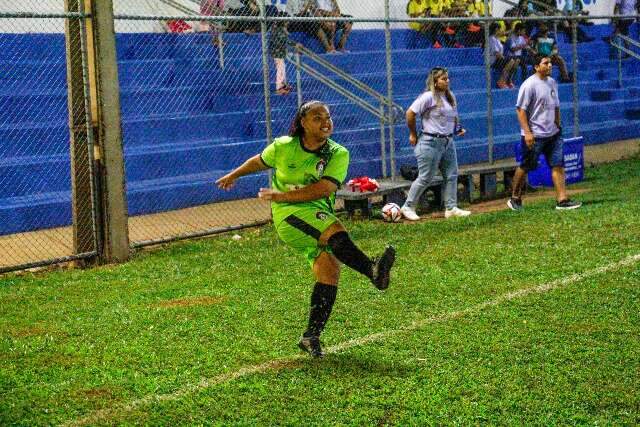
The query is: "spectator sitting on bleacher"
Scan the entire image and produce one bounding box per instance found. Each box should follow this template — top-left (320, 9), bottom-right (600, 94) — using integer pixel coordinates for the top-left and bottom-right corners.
top-left (312, 0), bottom-right (353, 53)
top-left (560, 0), bottom-right (595, 43)
top-left (504, 0), bottom-right (536, 37)
top-left (534, 23), bottom-right (572, 83)
top-left (406, 0), bottom-right (442, 47)
top-left (424, 0), bottom-right (446, 48)
top-left (440, 0), bottom-right (466, 48)
top-left (506, 23), bottom-right (534, 83)
top-left (286, 0), bottom-right (328, 50)
top-left (465, 0), bottom-right (488, 47)
top-left (489, 23), bottom-right (518, 88)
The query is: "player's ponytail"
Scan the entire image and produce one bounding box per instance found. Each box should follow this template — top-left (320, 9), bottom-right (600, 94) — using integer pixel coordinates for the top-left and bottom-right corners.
top-left (289, 100), bottom-right (327, 138)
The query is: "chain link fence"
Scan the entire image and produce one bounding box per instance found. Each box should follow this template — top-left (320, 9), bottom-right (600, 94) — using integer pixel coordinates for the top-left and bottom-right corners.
top-left (0, 5), bottom-right (97, 273)
top-left (1, 0), bottom-right (639, 273)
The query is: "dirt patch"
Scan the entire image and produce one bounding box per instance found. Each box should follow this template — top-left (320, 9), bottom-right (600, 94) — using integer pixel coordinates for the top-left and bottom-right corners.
top-left (153, 295), bottom-right (228, 309)
top-left (6, 325), bottom-right (50, 338)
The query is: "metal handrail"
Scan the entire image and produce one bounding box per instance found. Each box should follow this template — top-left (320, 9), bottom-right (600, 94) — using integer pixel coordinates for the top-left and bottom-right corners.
top-left (287, 44), bottom-right (404, 178)
top-left (291, 41), bottom-right (404, 117)
top-left (609, 34), bottom-right (639, 87)
top-left (288, 56), bottom-right (385, 119)
top-left (615, 34), bottom-right (640, 50)
top-left (611, 36), bottom-right (640, 60)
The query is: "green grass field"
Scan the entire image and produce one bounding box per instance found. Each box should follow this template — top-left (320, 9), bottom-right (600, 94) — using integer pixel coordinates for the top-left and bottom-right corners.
top-left (2, 157), bottom-right (639, 426)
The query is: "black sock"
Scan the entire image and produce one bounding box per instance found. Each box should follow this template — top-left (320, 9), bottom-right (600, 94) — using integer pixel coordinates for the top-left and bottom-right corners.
top-left (327, 231), bottom-right (373, 278)
top-left (304, 282), bottom-right (338, 338)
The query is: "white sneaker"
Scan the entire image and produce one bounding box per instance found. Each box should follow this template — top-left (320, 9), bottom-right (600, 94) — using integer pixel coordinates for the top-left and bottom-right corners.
top-left (445, 207), bottom-right (471, 218)
top-left (400, 206), bottom-right (420, 221)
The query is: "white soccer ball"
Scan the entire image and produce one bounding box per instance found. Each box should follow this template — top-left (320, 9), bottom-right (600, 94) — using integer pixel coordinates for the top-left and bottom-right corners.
top-left (381, 203), bottom-right (402, 223)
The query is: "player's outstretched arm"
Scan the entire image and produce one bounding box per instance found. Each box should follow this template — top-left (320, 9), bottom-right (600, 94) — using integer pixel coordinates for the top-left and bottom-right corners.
top-left (216, 154), bottom-right (270, 191)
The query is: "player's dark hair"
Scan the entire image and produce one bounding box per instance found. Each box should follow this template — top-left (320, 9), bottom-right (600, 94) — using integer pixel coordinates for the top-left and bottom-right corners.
top-left (513, 22), bottom-right (524, 33)
top-left (489, 22), bottom-right (500, 35)
top-left (533, 54), bottom-right (550, 67)
top-left (289, 100), bottom-right (328, 138)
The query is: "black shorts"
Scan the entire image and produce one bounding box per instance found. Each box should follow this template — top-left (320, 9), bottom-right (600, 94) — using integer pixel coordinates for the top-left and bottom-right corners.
top-left (519, 132), bottom-right (564, 172)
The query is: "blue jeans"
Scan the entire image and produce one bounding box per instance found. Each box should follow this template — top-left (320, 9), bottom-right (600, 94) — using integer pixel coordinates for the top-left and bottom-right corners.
top-left (404, 135), bottom-right (459, 210)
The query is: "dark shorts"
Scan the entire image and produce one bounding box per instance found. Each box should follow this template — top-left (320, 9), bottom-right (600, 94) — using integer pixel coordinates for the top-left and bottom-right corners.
top-left (492, 57), bottom-right (510, 71)
top-left (519, 132), bottom-right (564, 171)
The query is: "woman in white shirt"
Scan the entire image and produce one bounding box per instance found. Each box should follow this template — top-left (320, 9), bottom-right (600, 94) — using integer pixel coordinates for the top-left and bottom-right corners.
top-left (400, 67), bottom-right (471, 220)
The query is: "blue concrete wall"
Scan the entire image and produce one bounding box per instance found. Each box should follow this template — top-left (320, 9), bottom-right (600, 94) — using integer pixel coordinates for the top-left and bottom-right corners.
top-left (0, 24), bottom-right (639, 235)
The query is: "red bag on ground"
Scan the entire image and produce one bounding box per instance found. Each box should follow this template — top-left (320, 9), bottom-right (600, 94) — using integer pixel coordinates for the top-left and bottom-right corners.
top-left (346, 176), bottom-right (380, 193)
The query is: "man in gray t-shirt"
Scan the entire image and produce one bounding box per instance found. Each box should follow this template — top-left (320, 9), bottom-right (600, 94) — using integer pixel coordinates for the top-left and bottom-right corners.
top-left (507, 55), bottom-right (582, 211)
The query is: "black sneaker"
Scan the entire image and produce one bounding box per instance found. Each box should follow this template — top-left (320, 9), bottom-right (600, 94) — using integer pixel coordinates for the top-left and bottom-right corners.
top-left (507, 197), bottom-right (523, 211)
top-left (556, 199), bottom-right (582, 210)
top-left (298, 335), bottom-right (324, 358)
top-left (371, 246), bottom-right (396, 290)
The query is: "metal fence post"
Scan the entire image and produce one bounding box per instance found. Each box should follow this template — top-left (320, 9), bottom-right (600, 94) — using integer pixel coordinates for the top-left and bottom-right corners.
top-left (483, 1), bottom-right (494, 164)
top-left (64, 0), bottom-right (96, 263)
top-left (617, 35), bottom-right (623, 88)
top-left (571, 16), bottom-right (580, 137)
top-left (259, 1), bottom-right (273, 187)
top-left (379, 103), bottom-right (388, 178)
top-left (90, 0), bottom-right (129, 263)
top-left (384, 0), bottom-right (396, 179)
top-left (295, 48), bottom-right (303, 108)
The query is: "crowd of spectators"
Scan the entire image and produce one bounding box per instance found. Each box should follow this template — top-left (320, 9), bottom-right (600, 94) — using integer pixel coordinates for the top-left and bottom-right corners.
top-left (187, 0), bottom-right (636, 94)
top-left (196, 0), bottom-right (352, 54)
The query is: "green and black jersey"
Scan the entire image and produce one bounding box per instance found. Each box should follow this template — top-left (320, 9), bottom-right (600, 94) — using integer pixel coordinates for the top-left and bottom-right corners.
top-left (260, 135), bottom-right (349, 225)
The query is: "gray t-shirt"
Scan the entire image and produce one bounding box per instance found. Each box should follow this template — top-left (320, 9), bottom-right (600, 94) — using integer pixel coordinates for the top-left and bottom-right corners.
top-left (516, 74), bottom-right (560, 138)
top-left (409, 91), bottom-right (458, 136)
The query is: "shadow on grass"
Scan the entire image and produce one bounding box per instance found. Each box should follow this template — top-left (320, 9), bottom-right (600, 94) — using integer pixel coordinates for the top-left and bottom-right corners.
top-left (577, 197), bottom-right (625, 206)
top-left (295, 352), bottom-right (414, 379)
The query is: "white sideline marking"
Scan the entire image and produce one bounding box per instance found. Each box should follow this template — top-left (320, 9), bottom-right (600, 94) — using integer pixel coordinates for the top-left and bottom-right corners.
top-left (66, 253), bottom-right (640, 426)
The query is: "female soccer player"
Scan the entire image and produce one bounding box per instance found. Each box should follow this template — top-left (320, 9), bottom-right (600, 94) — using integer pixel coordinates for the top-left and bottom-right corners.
top-left (216, 100), bottom-right (396, 358)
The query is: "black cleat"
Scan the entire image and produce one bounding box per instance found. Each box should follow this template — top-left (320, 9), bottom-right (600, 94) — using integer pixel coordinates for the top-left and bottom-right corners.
top-left (507, 197), bottom-right (523, 211)
top-left (298, 335), bottom-right (324, 358)
top-left (371, 245), bottom-right (396, 290)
